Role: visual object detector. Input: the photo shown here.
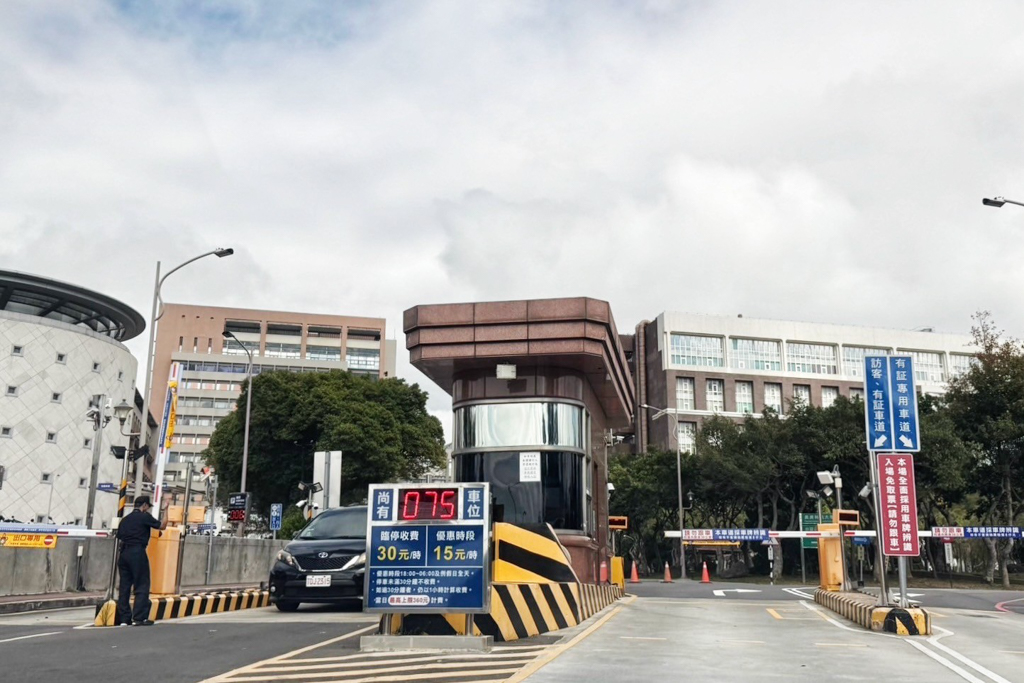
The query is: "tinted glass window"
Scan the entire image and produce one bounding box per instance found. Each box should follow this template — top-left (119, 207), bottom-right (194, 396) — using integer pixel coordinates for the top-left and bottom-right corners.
top-left (298, 507), bottom-right (367, 539)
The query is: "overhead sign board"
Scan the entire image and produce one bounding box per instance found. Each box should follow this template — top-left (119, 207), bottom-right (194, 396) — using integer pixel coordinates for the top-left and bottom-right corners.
top-left (864, 356), bottom-right (920, 452)
top-left (682, 528), bottom-right (769, 542)
top-left (801, 512), bottom-right (832, 549)
top-left (963, 526), bottom-right (1021, 539)
top-left (877, 453), bottom-right (920, 556)
top-left (365, 482), bottom-right (490, 613)
top-left (609, 516), bottom-right (629, 531)
top-left (0, 533), bottom-right (57, 549)
top-left (269, 503), bottom-right (283, 531)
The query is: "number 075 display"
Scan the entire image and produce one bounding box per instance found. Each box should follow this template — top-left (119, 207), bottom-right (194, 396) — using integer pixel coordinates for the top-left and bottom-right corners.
top-left (365, 482), bottom-right (490, 614)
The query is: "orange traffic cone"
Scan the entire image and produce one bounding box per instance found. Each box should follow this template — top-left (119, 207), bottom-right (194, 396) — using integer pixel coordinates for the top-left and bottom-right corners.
top-left (629, 562), bottom-right (640, 583)
top-left (700, 561), bottom-right (711, 584)
top-left (599, 560), bottom-right (608, 583)
top-left (661, 561), bottom-right (674, 583)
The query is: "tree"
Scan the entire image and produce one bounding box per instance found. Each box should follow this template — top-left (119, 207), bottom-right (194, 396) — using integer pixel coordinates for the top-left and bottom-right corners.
top-left (608, 449), bottom-right (680, 574)
top-left (205, 370), bottom-right (446, 513)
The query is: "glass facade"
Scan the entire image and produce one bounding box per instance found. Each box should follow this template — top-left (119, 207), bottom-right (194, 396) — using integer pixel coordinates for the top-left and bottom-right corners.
top-left (735, 381), bottom-right (754, 414)
top-left (676, 377), bottom-right (695, 410)
top-left (670, 334), bottom-right (724, 368)
top-left (730, 338), bottom-right (782, 371)
top-left (455, 451), bottom-right (583, 530)
top-left (850, 387), bottom-right (864, 401)
top-left (822, 386), bottom-right (839, 408)
top-left (786, 343), bottom-right (838, 375)
top-left (764, 383), bottom-right (783, 414)
top-left (307, 345), bottom-right (342, 362)
top-left (346, 347), bottom-right (380, 371)
top-left (949, 353), bottom-right (976, 378)
top-left (453, 403), bottom-right (584, 452)
top-left (706, 379), bottom-right (725, 413)
top-left (265, 342), bottom-right (301, 359)
top-left (908, 350), bottom-right (945, 383)
top-left (842, 346), bottom-right (889, 377)
top-left (677, 422), bottom-right (696, 454)
top-left (793, 384), bottom-right (810, 406)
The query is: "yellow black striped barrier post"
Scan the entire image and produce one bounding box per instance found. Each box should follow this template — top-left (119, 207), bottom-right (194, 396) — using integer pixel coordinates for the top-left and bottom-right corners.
top-left (814, 589), bottom-right (930, 635)
top-left (94, 589), bottom-right (270, 626)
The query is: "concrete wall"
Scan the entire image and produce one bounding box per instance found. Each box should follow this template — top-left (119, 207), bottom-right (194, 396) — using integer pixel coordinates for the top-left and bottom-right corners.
top-left (0, 536), bottom-right (288, 597)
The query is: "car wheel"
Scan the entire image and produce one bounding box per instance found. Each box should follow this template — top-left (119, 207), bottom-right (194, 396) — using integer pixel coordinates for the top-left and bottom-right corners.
top-left (275, 600), bottom-right (300, 612)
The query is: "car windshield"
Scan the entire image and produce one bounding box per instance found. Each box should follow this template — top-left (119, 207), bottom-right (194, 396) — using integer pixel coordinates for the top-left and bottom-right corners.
top-left (298, 507), bottom-right (366, 540)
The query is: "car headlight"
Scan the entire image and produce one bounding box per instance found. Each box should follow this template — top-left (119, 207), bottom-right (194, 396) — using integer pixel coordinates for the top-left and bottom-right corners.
top-left (276, 549), bottom-right (296, 567)
top-left (342, 552), bottom-right (365, 570)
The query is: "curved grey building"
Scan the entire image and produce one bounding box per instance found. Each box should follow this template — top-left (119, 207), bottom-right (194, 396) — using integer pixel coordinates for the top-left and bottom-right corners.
top-left (0, 271), bottom-right (144, 527)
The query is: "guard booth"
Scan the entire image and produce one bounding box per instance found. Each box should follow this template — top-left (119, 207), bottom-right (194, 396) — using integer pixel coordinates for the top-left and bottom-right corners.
top-left (404, 298), bottom-right (635, 583)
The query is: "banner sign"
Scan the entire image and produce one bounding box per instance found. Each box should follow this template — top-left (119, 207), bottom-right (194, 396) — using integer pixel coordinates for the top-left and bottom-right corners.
top-left (931, 526), bottom-right (965, 538)
top-left (963, 526), bottom-right (1021, 539)
top-left (682, 528), bottom-right (769, 542)
top-left (877, 453), bottom-right (920, 556)
top-left (0, 533), bottom-right (57, 549)
top-left (152, 361), bottom-right (182, 512)
top-left (365, 483), bottom-right (489, 613)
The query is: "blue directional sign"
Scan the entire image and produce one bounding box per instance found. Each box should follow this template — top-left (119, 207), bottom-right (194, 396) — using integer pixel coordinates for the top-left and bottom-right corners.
top-left (269, 503), bottom-right (283, 532)
top-left (365, 482), bottom-right (490, 613)
top-left (864, 355), bottom-right (920, 452)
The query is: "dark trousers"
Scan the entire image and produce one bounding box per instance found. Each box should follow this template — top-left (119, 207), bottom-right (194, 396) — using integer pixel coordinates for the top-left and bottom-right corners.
top-left (117, 545), bottom-right (151, 624)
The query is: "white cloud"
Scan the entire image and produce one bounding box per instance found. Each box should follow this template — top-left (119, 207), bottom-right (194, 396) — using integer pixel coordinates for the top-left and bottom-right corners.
top-left (3, 1), bottom-right (1024, 434)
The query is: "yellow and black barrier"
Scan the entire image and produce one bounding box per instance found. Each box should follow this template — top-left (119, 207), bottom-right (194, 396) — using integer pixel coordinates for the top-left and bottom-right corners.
top-left (95, 589), bottom-right (270, 626)
top-left (872, 606), bottom-right (930, 636)
top-left (382, 523), bottom-right (623, 641)
top-left (814, 589), bottom-right (930, 636)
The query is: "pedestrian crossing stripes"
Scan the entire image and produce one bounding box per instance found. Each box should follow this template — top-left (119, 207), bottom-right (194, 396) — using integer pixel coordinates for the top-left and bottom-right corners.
top-left (209, 641), bottom-right (553, 682)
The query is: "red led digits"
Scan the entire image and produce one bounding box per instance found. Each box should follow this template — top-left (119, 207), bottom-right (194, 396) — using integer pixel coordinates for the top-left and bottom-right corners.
top-left (397, 488), bottom-right (459, 520)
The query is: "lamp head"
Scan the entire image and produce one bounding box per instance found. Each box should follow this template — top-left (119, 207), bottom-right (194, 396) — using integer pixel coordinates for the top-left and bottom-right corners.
top-left (687, 490), bottom-right (694, 502)
top-left (983, 197), bottom-right (1006, 207)
top-left (112, 399), bottom-right (133, 425)
top-left (214, 247), bottom-right (234, 257)
top-left (805, 490), bottom-right (819, 499)
top-left (822, 485), bottom-right (834, 498)
top-left (221, 330), bottom-right (234, 339)
top-left (816, 471), bottom-right (835, 486)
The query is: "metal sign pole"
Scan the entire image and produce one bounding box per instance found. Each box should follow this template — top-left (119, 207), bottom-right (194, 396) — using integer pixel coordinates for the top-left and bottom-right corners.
top-left (898, 557), bottom-right (909, 606)
top-left (868, 450), bottom-right (889, 605)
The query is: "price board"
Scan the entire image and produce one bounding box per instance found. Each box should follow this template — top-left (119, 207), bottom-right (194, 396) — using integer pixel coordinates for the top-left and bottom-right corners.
top-left (365, 482), bottom-right (490, 614)
top-left (227, 492), bottom-right (250, 523)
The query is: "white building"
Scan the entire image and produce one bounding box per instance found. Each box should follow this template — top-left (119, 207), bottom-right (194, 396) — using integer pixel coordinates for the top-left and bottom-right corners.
top-left (633, 312), bottom-right (977, 453)
top-left (0, 271), bottom-right (145, 527)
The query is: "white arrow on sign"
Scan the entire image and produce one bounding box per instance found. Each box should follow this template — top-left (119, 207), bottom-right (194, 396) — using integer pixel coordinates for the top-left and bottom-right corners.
top-left (712, 589), bottom-right (761, 597)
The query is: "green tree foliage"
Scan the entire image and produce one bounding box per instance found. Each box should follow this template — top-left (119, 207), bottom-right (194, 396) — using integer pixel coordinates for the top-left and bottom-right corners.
top-left (205, 371), bottom-right (446, 512)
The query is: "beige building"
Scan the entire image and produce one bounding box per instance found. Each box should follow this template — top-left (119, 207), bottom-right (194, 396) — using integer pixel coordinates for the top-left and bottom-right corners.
top-left (150, 303), bottom-right (396, 485)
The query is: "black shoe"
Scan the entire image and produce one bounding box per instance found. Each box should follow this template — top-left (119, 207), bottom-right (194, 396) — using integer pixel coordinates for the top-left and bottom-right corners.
top-left (132, 620), bottom-right (155, 626)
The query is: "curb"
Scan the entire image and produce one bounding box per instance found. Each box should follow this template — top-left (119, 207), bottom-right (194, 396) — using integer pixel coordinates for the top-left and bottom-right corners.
top-left (0, 594), bottom-right (103, 615)
top-left (813, 589), bottom-right (930, 635)
top-left (93, 589), bottom-right (270, 626)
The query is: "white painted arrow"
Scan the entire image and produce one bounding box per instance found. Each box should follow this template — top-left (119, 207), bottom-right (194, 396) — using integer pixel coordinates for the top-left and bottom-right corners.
top-left (712, 589), bottom-right (762, 597)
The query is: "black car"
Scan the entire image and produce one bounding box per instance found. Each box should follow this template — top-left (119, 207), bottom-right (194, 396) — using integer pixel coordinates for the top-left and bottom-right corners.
top-left (269, 505), bottom-right (367, 611)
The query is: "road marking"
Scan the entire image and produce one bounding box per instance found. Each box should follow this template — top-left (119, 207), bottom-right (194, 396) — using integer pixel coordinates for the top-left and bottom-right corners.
top-left (999, 651), bottom-right (1024, 655)
top-left (782, 587), bottom-right (815, 599)
top-left (619, 636), bottom-right (667, 641)
top-left (712, 588), bottom-right (760, 597)
top-left (904, 639), bottom-right (988, 683)
top-left (766, 608), bottom-right (783, 620)
top-left (928, 626), bottom-right (1013, 683)
top-left (718, 639), bottom-right (765, 645)
top-left (815, 642), bottom-right (867, 647)
top-left (995, 596), bottom-right (1024, 613)
top-left (0, 631), bottom-right (60, 644)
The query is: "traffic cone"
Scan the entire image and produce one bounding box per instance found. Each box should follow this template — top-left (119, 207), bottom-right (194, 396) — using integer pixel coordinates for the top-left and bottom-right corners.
top-left (661, 561), bottom-right (674, 583)
top-left (629, 562), bottom-right (640, 583)
top-left (600, 560), bottom-right (609, 583)
top-left (700, 561), bottom-right (711, 584)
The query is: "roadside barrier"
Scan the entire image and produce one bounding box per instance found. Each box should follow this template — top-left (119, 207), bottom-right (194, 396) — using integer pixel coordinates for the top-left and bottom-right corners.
top-left (813, 589), bottom-right (930, 636)
top-left (94, 588), bottom-right (270, 626)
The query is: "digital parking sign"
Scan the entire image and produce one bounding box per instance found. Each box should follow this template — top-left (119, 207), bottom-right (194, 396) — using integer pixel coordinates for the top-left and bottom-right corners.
top-left (364, 482), bottom-right (490, 613)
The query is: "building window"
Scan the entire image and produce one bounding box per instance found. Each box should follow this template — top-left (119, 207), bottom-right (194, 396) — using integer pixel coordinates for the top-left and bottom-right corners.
top-left (92, 362), bottom-right (101, 372)
top-left (56, 353), bottom-right (66, 364)
top-left (178, 336), bottom-right (183, 352)
top-left (850, 387), bottom-right (864, 401)
top-left (265, 342), bottom-right (301, 359)
top-left (46, 432), bottom-right (57, 443)
top-left (764, 383), bottom-right (783, 414)
top-left (51, 392), bottom-right (62, 403)
top-left (6, 386), bottom-right (17, 396)
top-left (675, 377), bottom-right (695, 411)
top-left (735, 381), bottom-right (754, 414)
top-left (83, 438), bottom-right (92, 448)
top-left (677, 422), bottom-right (697, 454)
top-left (907, 350), bottom-right (945, 383)
top-left (307, 345), bottom-right (342, 362)
top-left (12, 345), bottom-right (23, 356)
top-left (730, 338), bottom-right (782, 371)
top-left (41, 472), bottom-right (52, 482)
top-left (793, 384), bottom-right (811, 406)
top-left (1, 426), bottom-right (11, 437)
top-left (842, 346), bottom-right (889, 377)
top-left (35, 514), bottom-right (47, 523)
top-left (786, 343), bottom-right (838, 375)
top-left (223, 339), bottom-right (259, 357)
top-left (78, 477), bottom-right (88, 488)
top-left (949, 353), bottom-right (976, 378)
top-left (822, 386), bottom-right (839, 408)
top-left (117, 371), bottom-right (124, 381)
top-left (670, 334), bottom-right (724, 368)
top-left (74, 518), bottom-right (83, 525)
top-left (346, 347), bottom-right (380, 371)
top-left (705, 379), bottom-right (725, 413)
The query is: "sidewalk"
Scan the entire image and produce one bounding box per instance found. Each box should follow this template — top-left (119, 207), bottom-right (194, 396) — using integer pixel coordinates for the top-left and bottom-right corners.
top-left (0, 582), bottom-right (262, 615)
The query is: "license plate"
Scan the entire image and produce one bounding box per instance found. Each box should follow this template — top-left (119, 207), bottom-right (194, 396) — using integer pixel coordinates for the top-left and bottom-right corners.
top-left (305, 575), bottom-right (331, 587)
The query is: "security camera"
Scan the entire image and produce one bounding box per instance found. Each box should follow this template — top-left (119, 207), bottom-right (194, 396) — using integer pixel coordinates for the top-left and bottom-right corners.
top-left (295, 500), bottom-right (306, 509)
top-left (859, 484), bottom-right (872, 499)
top-left (311, 503), bottom-right (320, 510)
top-left (607, 482), bottom-right (615, 492)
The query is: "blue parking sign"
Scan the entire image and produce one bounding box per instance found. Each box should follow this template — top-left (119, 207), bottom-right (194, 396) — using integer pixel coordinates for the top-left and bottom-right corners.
top-left (863, 355), bottom-right (920, 452)
top-left (270, 503), bottom-right (283, 531)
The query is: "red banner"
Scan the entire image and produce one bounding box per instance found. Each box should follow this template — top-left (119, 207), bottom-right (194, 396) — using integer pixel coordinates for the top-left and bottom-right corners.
top-left (877, 453), bottom-right (920, 556)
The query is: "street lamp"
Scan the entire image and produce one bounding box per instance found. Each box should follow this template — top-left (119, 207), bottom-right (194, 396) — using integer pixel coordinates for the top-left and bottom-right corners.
top-left (640, 403), bottom-right (689, 579)
top-left (222, 330), bottom-right (254, 503)
top-left (135, 248), bottom-right (234, 502)
top-left (983, 196), bottom-right (1024, 208)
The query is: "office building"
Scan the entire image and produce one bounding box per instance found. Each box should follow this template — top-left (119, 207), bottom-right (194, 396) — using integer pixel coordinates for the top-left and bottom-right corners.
top-left (150, 304), bottom-right (396, 484)
top-left (633, 312), bottom-right (976, 453)
top-left (0, 270), bottom-right (145, 527)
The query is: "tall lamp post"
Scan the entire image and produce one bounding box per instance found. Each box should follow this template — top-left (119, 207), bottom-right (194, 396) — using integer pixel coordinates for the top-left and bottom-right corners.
top-left (640, 403), bottom-right (689, 579)
top-left (134, 248), bottom-right (234, 501)
top-left (221, 329), bottom-right (255, 535)
top-left (983, 196), bottom-right (1024, 208)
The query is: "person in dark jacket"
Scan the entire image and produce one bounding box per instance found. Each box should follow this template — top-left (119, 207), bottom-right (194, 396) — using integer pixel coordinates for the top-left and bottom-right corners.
top-left (115, 495), bottom-right (169, 626)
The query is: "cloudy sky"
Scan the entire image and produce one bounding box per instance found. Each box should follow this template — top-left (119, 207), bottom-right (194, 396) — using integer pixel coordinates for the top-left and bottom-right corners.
top-left (3, 1), bottom-right (1024, 430)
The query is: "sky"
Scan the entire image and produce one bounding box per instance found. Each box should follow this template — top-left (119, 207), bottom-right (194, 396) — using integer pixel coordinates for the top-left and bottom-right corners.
top-left (3, 1), bottom-right (1024, 435)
